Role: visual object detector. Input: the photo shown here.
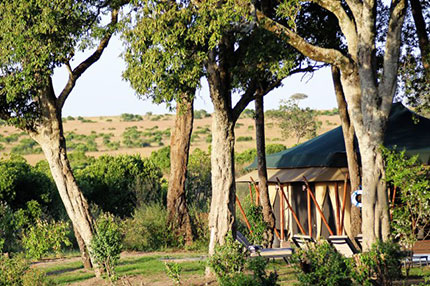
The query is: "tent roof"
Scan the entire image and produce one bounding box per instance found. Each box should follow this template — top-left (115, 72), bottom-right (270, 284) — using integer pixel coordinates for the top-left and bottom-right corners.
top-left (247, 103), bottom-right (430, 169)
top-left (236, 167), bottom-right (349, 183)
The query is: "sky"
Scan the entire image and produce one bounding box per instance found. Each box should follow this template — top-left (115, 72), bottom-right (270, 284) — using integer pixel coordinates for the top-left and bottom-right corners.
top-left (53, 35), bottom-right (338, 117)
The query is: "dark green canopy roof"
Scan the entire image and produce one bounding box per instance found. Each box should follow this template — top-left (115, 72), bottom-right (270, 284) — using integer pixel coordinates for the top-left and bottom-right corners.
top-left (248, 103), bottom-right (430, 169)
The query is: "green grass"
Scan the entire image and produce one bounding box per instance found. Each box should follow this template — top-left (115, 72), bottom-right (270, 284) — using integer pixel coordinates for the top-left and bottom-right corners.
top-left (42, 252), bottom-right (206, 285)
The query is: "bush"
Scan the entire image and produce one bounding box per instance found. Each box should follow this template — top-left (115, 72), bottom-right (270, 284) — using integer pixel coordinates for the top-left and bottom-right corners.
top-left (122, 204), bottom-right (178, 251)
top-left (0, 254), bottom-right (55, 286)
top-left (120, 113), bottom-right (143, 122)
top-left (208, 233), bottom-right (278, 286)
top-left (22, 219), bottom-right (71, 260)
top-left (91, 213), bottom-right (123, 281)
top-left (149, 146), bottom-right (170, 174)
top-left (186, 148), bottom-right (211, 209)
top-left (76, 155), bottom-right (164, 217)
top-left (291, 240), bottom-right (352, 286)
top-left (352, 240), bottom-right (405, 286)
top-left (237, 136), bottom-right (253, 142)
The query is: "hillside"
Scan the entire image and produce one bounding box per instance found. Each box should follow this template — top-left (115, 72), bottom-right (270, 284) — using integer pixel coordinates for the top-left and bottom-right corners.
top-left (0, 112), bottom-right (341, 165)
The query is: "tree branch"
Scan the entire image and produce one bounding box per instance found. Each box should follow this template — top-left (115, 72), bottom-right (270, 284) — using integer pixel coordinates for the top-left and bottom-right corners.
top-left (379, 0), bottom-right (407, 113)
top-left (57, 9), bottom-right (119, 109)
top-left (312, 0), bottom-right (358, 59)
top-left (231, 81), bottom-right (257, 122)
top-left (256, 10), bottom-right (350, 67)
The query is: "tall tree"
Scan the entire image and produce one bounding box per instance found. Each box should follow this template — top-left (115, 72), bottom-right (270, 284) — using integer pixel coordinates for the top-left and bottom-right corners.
top-left (122, 0), bottom-right (202, 243)
top-left (257, 0), bottom-right (407, 250)
top-left (0, 0), bottom-right (120, 275)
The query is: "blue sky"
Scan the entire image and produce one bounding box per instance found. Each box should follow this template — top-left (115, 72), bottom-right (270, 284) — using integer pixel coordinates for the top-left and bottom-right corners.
top-left (53, 35), bottom-right (337, 117)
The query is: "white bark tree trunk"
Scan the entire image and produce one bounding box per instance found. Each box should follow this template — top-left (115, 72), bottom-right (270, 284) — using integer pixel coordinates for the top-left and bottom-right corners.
top-left (208, 105), bottom-right (236, 256)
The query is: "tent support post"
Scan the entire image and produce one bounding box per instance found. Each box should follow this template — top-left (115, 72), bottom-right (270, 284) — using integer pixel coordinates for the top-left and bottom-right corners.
top-left (280, 185), bottom-right (285, 241)
top-left (250, 177), bottom-right (260, 205)
top-left (335, 182), bottom-right (341, 235)
top-left (340, 174), bottom-right (349, 234)
top-left (303, 176), bottom-right (334, 236)
top-left (236, 195), bottom-right (253, 234)
top-left (276, 178), bottom-right (307, 235)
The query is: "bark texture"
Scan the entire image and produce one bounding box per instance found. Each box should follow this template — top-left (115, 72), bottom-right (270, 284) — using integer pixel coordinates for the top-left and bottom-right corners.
top-left (73, 224), bottom-right (92, 270)
top-left (167, 96), bottom-right (194, 245)
top-left (255, 92), bottom-right (275, 246)
top-left (207, 87), bottom-right (236, 256)
top-left (30, 86), bottom-right (100, 276)
top-left (331, 66), bottom-right (362, 239)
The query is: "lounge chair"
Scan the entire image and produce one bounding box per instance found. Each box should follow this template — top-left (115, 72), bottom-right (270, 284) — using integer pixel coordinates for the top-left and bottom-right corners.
top-left (292, 234), bottom-right (315, 250)
top-left (328, 235), bottom-right (359, 258)
top-left (236, 232), bottom-right (294, 263)
top-left (355, 234), bottom-right (363, 250)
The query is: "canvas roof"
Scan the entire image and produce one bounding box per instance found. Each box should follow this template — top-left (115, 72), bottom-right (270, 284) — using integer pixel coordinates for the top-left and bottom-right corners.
top-left (236, 167), bottom-right (349, 183)
top-left (247, 103), bottom-right (430, 170)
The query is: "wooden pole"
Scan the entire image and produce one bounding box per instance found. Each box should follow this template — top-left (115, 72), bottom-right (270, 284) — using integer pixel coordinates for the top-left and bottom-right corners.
top-left (236, 195), bottom-right (253, 234)
top-left (340, 174), bottom-right (349, 233)
top-left (280, 186), bottom-right (285, 241)
top-left (248, 182), bottom-right (254, 205)
top-left (335, 182), bottom-right (341, 235)
top-left (307, 184), bottom-right (312, 237)
top-left (250, 177), bottom-right (260, 205)
top-left (276, 178), bottom-right (307, 235)
top-left (303, 176), bottom-right (334, 236)
top-left (274, 227), bottom-right (281, 240)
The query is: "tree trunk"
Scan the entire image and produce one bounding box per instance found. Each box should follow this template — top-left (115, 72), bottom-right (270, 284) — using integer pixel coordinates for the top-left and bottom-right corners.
top-left (73, 224), bottom-right (92, 270)
top-left (29, 91), bottom-right (101, 276)
top-left (255, 92), bottom-right (275, 247)
top-left (340, 68), bottom-right (391, 251)
top-left (331, 66), bottom-right (362, 239)
top-left (207, 72), bottom-right (237, 256)
top-left (167, 95), bottom-right (194, 245)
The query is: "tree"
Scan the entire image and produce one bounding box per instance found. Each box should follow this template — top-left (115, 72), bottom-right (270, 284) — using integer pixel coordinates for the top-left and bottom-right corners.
top-left (0, 0), bottom-right (121, 274)
top-left (268, 97), bottom-right (319, 144)
top-left (257, 0), bottom-right (407, 250)
top-left (122, 0), bottom-right (204, 244)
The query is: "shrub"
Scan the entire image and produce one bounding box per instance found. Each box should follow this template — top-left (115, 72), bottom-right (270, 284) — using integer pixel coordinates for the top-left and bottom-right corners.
top-left (11, 138), bottom-right (42, 155)
top-left (208, 233), bottom-right (278, 286)
top-left (76, 155), bottom-right (164, 217)
top-left (149, 146), bottom-right (170, 174)
top-left (245, 205), bottom-right (268, 246)
top-left (120, 113), bottom-right (143, 122)
top-left (237, 136), bottom-right (253, 142)
top-left (22, 219), bottom-right (71, 260)
top-left (91, 213), bottom-right (123, 281)
top-left (352, 240), bottom-right (404, 286)
top-left (186, 149), bottom-right (211, 209)
top-left (291, 240), bottom-right (352, 286)
top-left (122, 204), bottom-right (178, 251)
top-left (0, 254), bottom-right (55, 286)
top-left (194, 109), bottom-right (210, 119)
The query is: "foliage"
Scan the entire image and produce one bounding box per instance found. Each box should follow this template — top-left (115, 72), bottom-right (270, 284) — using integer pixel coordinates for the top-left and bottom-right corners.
top-left (291, 240), bottom-right (352, 286)
top-left (0, 0), bottom-right (111, 129)
top-left (11, 138), bottom-right (42, 155)
top-left (164, 262), bottom-right (182, 285)
top-left (0, 254), bottom-right (55, 286)
top-left (188, 204), bottom-right (209, 249)
top-left (185, 148), bottom-right (212, 209)
top-left (22, 219), bottom-right (71, 260)
top-left (0, 155), bottom-right (59, 216)
top-left (120, 113), bottom-right (143, 122)
top-left (237, 136), bottom-right (253, 142)
top-left (149, 146), bottom-right (171, 174)
top-left (352, 240), bottom-right (405, 286)
top-left (91, 213), bottom-right (123, 281)
top-left (208, 233), bottom-right (278, 286)
top-left (267, 99), bottom-right (320, 144)
top-left (194, 109), bottom-right (211, 119)
top-left (0, 202), bottom-right (19, 253)
top-left (382, 147), bottom-right (430, 246)
top-left (122, 203), bottom-right (179, 251)
top-left (245, 205), bottom-right (269, 246)
top-left (208, 233), bottom-right (248, 283)
top-left (76, 154), bottom-right (164, 217)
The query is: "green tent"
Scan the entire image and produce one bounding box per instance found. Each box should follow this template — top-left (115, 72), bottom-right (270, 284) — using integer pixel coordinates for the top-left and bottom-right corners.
top-left (248, 103), bottom-right (430, 169)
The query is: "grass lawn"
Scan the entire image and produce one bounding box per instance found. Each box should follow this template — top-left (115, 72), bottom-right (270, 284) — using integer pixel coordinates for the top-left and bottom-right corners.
top-left (37, 252), bottom-right (430, 285)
